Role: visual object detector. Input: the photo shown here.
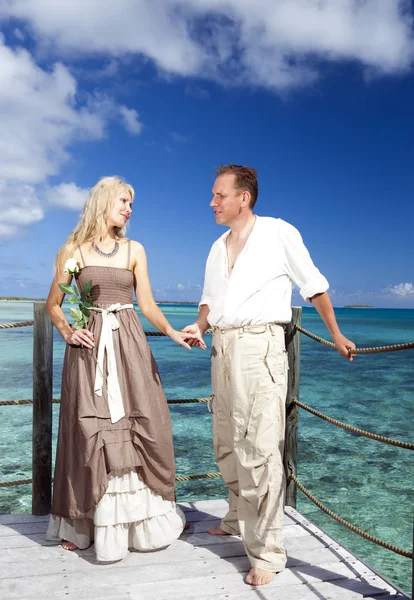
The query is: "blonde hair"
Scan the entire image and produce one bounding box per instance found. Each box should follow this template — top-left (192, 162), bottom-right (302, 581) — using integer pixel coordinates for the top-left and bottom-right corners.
top-left (55, 176), bottom-right (134, 273)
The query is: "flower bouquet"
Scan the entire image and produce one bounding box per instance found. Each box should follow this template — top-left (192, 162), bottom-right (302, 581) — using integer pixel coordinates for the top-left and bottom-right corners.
top-left (59, 258), bottom-right (93, 329)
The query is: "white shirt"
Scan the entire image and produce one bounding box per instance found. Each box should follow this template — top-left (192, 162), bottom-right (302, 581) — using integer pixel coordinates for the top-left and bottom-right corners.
top-left (200, 216), bottom-right (329, 327)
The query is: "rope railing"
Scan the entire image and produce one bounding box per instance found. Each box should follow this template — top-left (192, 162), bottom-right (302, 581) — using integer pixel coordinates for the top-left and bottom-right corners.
top-left (289, 472), bottom-right (412, 559)
top-left (1, 396), bottom-right (412, 451)
top-left (3, 320), bottom-right (413, 355)
top-left (0, 398), bottom-right (210, 407)
top-left (0, 471), bottom-right (222, 489)
top-left (293, 399), bottom-right (414, 450)
top-left (296, 325), bottom-right (414, 354)
top-left (0, 321), bottom-right (34, 329)
top-left (2, 312), bottom-right (412, 574)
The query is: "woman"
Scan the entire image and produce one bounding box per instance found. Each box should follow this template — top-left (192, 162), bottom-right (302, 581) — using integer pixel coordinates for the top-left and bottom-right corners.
top-left (45, 176), bottom-right (205, 561)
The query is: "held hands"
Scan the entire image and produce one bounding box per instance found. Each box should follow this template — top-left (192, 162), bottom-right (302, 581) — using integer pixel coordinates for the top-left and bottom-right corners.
top-left (168, 327), bottom-right (207, 351)
top-left (333, 333), bottom-right (356, 361)
top-left (66, 329), bottom-right (95, 349)
top-left (181, 323), bottom-right (207, 349)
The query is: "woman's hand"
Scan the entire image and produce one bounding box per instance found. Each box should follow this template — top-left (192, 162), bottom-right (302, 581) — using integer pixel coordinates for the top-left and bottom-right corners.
top-left (167, 328), bottom-right (206, 350)
top-left (66, 329), bottom-right (95, 349)
top-left (181, 323), bottom-right (207, 348)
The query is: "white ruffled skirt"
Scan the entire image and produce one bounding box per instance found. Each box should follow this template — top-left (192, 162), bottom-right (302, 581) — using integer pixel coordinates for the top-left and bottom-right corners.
top-left (46, 468), bottom-right (185, 561)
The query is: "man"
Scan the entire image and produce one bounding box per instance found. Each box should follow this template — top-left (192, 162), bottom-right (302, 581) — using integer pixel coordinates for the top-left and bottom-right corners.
top-left (183, 164), bottom-right (355, 587)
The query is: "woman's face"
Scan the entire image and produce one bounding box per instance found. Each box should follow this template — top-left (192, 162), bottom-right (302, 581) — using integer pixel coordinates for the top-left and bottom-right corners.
top-left (106, 190), bottom-right (133, 229)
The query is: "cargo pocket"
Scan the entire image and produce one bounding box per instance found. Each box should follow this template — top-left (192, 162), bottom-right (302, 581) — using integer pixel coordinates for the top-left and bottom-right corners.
top-left (244, 389), bottom-right (279, 456)
top-left (264, 344), bottom-right (288, 384)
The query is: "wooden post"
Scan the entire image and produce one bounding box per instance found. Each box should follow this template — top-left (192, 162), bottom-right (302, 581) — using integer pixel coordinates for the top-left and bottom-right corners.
top-left (32, 302), bottom-right (53, 515)
top-left (284, 306), bottom-right (302, 508)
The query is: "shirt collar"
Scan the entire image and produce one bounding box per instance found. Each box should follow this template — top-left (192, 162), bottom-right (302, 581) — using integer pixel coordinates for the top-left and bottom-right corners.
top-left (218, 215), bottom-right (260, 247)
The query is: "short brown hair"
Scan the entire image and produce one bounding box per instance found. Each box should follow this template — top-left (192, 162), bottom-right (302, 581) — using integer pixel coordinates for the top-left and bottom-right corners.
top-left (216, 164), bottom-right (258, 209)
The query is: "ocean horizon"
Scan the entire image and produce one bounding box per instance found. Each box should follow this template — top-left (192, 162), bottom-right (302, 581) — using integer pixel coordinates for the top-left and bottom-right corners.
top-left (0, 302), bottom-right (412, 592)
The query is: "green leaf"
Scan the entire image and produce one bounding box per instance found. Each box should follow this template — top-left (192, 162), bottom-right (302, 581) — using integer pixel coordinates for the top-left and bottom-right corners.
top-left (82, 281), bottom-right (93, 297)
top-left (72, 321), bottom-right (83, 330)
top-left (80, 305), bottom-right (90, 317)
top-left (68, 296), bottom-right (78, 304)
top-left (59, 284), bottom-right (75, 295)
top-left (83, 298), bottom-right (93, 308)
top-left (70, 307), bottom-right (83, 321)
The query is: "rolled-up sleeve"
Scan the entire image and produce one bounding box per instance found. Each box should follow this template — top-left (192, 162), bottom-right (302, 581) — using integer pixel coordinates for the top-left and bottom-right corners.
top-left (199, 248), bottom-right (213, 308)
top-left (282, 222), bottom-right (329, 302)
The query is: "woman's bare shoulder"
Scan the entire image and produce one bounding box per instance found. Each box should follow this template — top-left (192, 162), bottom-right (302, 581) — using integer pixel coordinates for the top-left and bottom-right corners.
top-left (128, 239), bottom-right (146, 255)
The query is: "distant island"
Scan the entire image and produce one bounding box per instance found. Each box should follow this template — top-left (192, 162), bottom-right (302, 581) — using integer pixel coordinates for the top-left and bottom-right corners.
top-left (0, 296), bottom-right (198, 305)
top-left (0, 296), bottom-right (46, 302)
top-left (343, 305), bottom-right (376, 309)
top-left (155, 301), bottom-right (198, 305)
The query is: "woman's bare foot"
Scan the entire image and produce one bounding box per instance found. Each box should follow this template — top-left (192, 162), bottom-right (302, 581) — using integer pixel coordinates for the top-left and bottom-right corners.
top-left (62, 540), bottom-right (77, 551)
top-left (207, 526), bottom-right (230, 536)
top-left (245, 568), bottom-right (275, 586)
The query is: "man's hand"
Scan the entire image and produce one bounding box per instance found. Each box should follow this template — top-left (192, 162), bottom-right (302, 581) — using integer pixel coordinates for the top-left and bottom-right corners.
top-left (332, 333), bottom-right (356, 361)
top-left (182, 323), bottom-right (206, 348)
top-left (167, 328), bottom-right (206, 351)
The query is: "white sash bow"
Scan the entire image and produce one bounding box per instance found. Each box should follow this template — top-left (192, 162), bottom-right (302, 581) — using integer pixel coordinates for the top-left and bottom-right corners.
top-left (89, 303), bottom-right (133, 423)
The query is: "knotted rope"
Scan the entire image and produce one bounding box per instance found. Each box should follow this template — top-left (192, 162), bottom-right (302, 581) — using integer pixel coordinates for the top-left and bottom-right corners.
top-left (293, 399), bottom-right (414, 450)
top-left (289, 472), bottom-right (412, 559)
top-left (296, 325), bottom-right (414, 354)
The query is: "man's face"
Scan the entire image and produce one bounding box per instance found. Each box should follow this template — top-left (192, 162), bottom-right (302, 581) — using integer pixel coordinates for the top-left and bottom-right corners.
top-left (210, 174), bottom-right (245, 226)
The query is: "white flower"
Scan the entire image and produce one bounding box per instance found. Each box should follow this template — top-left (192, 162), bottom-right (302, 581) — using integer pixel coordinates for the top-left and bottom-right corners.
top-left (64, 258), bottom-right (81, 275)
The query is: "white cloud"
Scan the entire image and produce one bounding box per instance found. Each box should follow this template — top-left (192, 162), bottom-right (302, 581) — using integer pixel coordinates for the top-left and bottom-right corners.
top-left (170, 132), bottom-right (190, 143)
top-left (0, 0), bottom-right (202, 75)
top-left (118, 106), bottom-right (143, 135)
top-left (1, 0), bottom-right (412, 90)
top-left (0, 223), bottom-right (19, 239)
top-left (185, 85), bottom-right (210, 99)
top-left (0, 181), bottom-right (44, 240)
top-left (177, 283), bottom-right (185, 289)
top-left (13, 28), bottom-right (25, 41)
top-left (44, 182), bottom-right (89, 210)
top-left (0, 36), bottom-right (142, 237)
top-left (388, 283), bottom-right (414, 297)
top-left (0, 1), bottom-right (412, 240)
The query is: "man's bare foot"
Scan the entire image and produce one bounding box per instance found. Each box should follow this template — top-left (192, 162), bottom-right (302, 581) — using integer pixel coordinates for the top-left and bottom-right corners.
top-left (62, 540), bottom-right (77, 551)
top-left (245, 568), bottom-right (275, 586)
top-left (207, 526), bottom-right (231, 536)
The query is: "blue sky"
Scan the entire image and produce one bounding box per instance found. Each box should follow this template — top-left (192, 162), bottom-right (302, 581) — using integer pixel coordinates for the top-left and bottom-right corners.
top-left (0, 1), bottom-right (413, 307)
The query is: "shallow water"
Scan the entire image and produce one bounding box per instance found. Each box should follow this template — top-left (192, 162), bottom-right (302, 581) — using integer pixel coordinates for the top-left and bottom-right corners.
top-left (0, 302), bottom-right (412, 591)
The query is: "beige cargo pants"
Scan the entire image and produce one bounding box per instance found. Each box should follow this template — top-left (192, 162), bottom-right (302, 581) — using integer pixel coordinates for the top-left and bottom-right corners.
top-left (211, 323), bottom-right (288, 573)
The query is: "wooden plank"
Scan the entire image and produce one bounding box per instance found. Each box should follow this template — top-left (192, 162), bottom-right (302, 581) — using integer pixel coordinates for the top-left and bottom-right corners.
top-left (1, 539), bottom-right (248, 569)
top-left (180, 523), bottom-right (308, 546)
top-left (1, 563), bottom-right (399, 600)
top-left (32, 301), bottom-right (53, 516)
top-left (284, 306), bottom-right (301, 508)
top-left (0, 521), bottom-right (308, 550)
top-left (179, 499), bottom-right (229, 511)
top-left (0, 514), bottom-right (49, 525)
top-left (1, 524), bottom-right (346, 572)
top-left (0, 501), bottom-right (406, 599)
top-left (0, 522), bottom-right (50, 537)
top-left (0, 555), bottom-right (250, 597)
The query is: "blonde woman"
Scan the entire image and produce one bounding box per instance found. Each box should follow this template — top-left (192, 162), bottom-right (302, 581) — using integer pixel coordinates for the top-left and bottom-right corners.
top-left (45, 176), bottom-right (205, 561)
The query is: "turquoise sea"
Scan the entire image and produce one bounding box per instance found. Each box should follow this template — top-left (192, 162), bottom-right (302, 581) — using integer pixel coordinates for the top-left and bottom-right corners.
top-left (0, 302), bottom-right (413, 592)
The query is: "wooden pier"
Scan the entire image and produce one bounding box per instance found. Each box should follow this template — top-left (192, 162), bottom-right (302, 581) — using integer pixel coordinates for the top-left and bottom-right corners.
top-left (0, 499), bottom-right (408, 599)
top-left (0, 304), bottom-right (412, 598)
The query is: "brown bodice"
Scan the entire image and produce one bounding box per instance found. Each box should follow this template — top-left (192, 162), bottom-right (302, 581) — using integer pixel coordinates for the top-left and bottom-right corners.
top-left (77, 266), bottom-right (134, 307)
